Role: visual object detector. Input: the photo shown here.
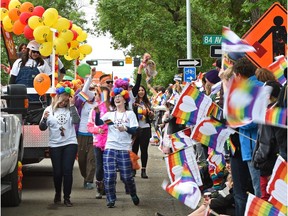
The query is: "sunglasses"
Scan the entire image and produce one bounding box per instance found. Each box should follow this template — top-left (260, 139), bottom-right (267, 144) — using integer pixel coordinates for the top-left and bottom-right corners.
top-left (59, 126), bottom-right (65, 137)
top-left (106, 81), bottom-right (113, 84)
top-left (31, 50), bottom-right (40, 54)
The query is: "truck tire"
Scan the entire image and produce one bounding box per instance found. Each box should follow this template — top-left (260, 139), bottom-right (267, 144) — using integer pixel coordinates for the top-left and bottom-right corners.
top-left (1, 161), bottom-right (22, 207)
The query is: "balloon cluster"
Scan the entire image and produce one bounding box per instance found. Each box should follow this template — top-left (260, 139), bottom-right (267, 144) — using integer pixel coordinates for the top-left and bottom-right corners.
top-left (1, 0), bottom-right (92, 60)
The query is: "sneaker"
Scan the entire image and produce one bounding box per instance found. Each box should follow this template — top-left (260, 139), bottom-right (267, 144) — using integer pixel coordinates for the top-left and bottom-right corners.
top-left (131, 194), bottom-right (140, 206)
top-left (84, 182), bottom-right (94, 190)
top-left (64, 199), bottom-right (73, 207)
top-left (107, 201), bottom-right (115, 208)
top-left (54, 193), bottom-right (61, 204)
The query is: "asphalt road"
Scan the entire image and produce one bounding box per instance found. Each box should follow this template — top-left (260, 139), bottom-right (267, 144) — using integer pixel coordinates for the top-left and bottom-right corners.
top-left (1, 144), bottom-right (192, 216)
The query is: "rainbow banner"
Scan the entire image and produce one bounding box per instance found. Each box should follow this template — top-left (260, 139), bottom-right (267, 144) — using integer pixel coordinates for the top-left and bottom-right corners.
top-left (191, 117), bottom-right (235, 154)
top-left (162, 162), bottom-right (201, 209)
top-left (265, 106), bottom-right (287, 127)
top-left (222, 26), bottom-right (256, 53)
top-left (267, 155), bottom-right (288, 215)
top-left (223, 77), bottom-right (271, 127)
top-left (164, 147), bottom-right (202, 186)
top-left (268, 56), bottom-right (287, 85)
top-left (170, 136), bottom-right (194, 152)
top-left (244, 193), bottom-right (285, 216)
top-left (207, 150), bottom-right (226, 174)
top-left (172, 83), bottom-right (213, 126)
top-left (77, 91), bottom-right (89, 102)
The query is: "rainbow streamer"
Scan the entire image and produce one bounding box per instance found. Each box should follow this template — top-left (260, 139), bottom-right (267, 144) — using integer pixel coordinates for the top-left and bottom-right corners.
top-left (265, 107), bottom-right (287, 127)
top-left (172, 84), bottom-right (212, 125)
top-left (191, 117), bottom-right (235, 154)
top-left (78, 91), bottom-right (89, 102)
top-left (162, 162), bottom-right (201, 209)
top-left (267, 155), bottom-right (288, 215)
top-left (244, 193), bottom-right (285, 216)
top-left (268, 56), bottom-right (287, 85)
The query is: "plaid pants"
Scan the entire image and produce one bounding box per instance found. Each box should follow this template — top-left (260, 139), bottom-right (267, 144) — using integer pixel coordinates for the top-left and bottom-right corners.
top-left (103, 149), bottom-right (137, 203)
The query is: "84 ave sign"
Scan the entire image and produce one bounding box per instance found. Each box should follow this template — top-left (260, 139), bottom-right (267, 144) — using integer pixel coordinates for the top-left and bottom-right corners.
top-left (177, 58), bottom-right (202, 68)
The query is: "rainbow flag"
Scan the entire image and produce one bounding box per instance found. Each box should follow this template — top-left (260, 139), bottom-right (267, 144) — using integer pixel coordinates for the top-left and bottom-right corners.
top-left (244, 193), bottom-right (285, 216)
top-left (207, 150), bottom-right (226, 174)
top-left (191, 117), bottom-right (235, 154)
top-left (164, 147), bottom-right (202, 186)
top-left (172, 83), bottom-right (213, 126)
top-left (265, 106), bottom-right (287, 127)
top-left (222, 26), bottom-right (256, 53)
top-left (226, 136), bottom-right (236, 156)
top-left (267, 155), bottom-right (288, 215)
top-left (223, 57), bottom-right (233, 70)
top-left (162, 162), bottom-right (201, 209)
top-left (170, 136), bottom-right (194, 152)
top-left (268, 56), bottom-right (287, 85)
top-left (223, 77), bottom-right (270, 127)
top-left (78, 91), bottom-right (89, 102)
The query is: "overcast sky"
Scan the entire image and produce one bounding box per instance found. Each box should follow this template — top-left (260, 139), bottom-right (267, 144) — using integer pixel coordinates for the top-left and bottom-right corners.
top-left (79, 0), bottom-right (136, 82)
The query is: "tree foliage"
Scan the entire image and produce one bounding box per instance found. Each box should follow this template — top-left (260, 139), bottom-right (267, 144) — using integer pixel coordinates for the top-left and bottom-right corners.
top-left (94, 0), bottom-right (287, 87)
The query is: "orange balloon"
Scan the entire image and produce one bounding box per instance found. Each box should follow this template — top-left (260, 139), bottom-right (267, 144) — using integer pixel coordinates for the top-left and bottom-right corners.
top-left (20, 2), bottom-right (34, 13)
top-left (33, 73), bottom-right (51, 96)
top-left (8, 8), bottom-right (21, 21)
top-left (13, 20), bottom-right (25, 35)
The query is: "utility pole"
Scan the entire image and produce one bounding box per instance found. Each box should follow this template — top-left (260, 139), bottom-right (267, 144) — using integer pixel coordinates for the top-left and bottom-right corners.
top-left (186, 0), bottom-right (192, 59)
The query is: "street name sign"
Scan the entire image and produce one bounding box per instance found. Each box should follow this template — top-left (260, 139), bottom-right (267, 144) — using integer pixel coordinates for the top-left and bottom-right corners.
top-left (203, 35), bottom-right (222, 45)
top-left (177, 58), bottom-right (202, 68)
top-left (183, 67), bottom-right (196, 82)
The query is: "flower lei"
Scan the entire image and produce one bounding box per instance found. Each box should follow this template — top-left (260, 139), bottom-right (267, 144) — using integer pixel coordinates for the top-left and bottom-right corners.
top-left (110, 87), bottom-right (130, 102)
top-left (137, 102), bottom-right (147, 121)
top-left (56, 86), bottom-right (75, 97)
top-left (18, 161), bottom-right (23, 191)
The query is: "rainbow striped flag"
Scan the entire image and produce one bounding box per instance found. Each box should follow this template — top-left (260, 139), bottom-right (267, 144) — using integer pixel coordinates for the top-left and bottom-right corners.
top-left (265, 106), bottom-right (287, 127)
top-left (207, 150), bottom-right (226, 174)
top-left (244, 193), bottom-right (285, 216)
top-left (266, 155), bottom-right (288, 215)
top-left (191, 117), bottom-right (235, 154)
top-left (222, 26), bottom-right (256, 53)
top-left (164, 147), bottom-right (202, 186)
top-left (223, 57), bottom-right (233, 70)
top-left (226, 136), bottom-right (236, 156)
top-left (172, 84), bottom-right (213, 126)
top-left (162, 162), bottom-right (201, 209)
top-left (223, 77), bottom-right (271, 127)
top-left (268, 56), bottom-right (287, 85)
top-left (170, 135), bottom-right (194, 152)
top-left (78, 91), bottom-right (89, 102)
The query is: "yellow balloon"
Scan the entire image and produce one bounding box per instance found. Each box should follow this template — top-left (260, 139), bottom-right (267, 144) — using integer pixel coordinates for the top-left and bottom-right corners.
top-left (33, 25), bottom-right (50, 43)
top-left (70, 40), bottom-right (79, 48)
top-left (3, 25), bottom-right (13, 32)
top-left (78, 53), bottom-right (86, 60)
top-left (53, 38), bottom-right (68, 55)
top-left (0, 8), bottom-right (9, 22)
top-left (71, 24), bottom-right (82, 35)
top-left (8, 0), bottom-right (21, 10)
top-left (52, 17), bottom-right (70, 32)
top-left (2, 16), bottom-right (14, 30)
top-left (68, 47), bottom-right (80, 59)
top-left (45, 31), bottom-right (53, 42)
top-left (79, 44), bottom-right (92, 55)
top-left (39, 42), bottom-right (53, 57)
top-left (42, 11), bottom-right (57, 27)
top-left (45, 8), bottom-right (58, 17)
top-left (58, 29), bottom-right (73, 43)
top-left (76, 31), bottom-right (87, 42)
top-left (28, 15), bottom-right (43, 29)
top-left (64, 54), bottom-right (73, 61)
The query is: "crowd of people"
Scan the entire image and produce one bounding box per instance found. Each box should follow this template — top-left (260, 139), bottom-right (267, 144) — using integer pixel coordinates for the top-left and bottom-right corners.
top-left (9, 39), bottom-right (287, 215)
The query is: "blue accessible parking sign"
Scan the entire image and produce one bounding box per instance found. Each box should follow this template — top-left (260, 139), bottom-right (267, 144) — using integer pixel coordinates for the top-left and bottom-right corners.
top-left (183, 67), bottom-right (196, 82)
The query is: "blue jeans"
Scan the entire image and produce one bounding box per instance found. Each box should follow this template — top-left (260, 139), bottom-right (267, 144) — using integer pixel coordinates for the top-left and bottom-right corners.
top-left (230, 156), bottom-right (251, 216)
top-left (49, 144), bottom-right (78, 200)
top-left (247, 160), bottom-right (261, 197)
top-left (94, 146), bottom-right (104, 181)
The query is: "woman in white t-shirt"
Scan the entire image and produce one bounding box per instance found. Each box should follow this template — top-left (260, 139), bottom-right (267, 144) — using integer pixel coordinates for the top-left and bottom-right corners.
top-left (99, 87), bottom-right (139, 208)
top-left (39, 86), bottom-right (80, 207)
top-left (9, 40), bottom-right (51, 102)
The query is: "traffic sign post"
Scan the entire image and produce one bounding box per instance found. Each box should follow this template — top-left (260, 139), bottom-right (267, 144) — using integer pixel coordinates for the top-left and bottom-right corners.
top-left (177, 58), bottom-right (202, 68)
top-left (183, 67), bottom-right (196, 82)
top-left (210, 45), bottom-right (222, 58)
top-left (203, 35), bottom-right (222, 45)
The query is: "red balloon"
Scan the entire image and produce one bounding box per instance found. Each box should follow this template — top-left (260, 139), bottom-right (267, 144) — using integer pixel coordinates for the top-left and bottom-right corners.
top-left (1, 0), bottom-right (10, 9)
top-left (32, 6), bottom-right (45, 17)
top-left (19, 12), bottom-right (32, 25)
top-left (71, 29), bottom-right (78, 40)
top-left (23, 25), bottom-right (34, 40)
top-left (68, 20), bottom-right (73, 29)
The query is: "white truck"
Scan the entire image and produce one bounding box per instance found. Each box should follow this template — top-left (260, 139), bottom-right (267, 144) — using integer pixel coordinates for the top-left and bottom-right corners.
top-left (1, 84), bottom-right (28, 206)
